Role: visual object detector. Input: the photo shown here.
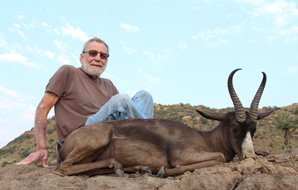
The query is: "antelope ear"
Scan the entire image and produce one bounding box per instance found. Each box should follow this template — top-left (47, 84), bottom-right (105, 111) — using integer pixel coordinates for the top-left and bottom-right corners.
top-left (196, 109), bottom-right (227, 121)
top-left (257, 110), bottom-right (274, 120)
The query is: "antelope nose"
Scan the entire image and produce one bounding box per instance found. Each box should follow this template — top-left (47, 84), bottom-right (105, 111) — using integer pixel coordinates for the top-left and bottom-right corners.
top-left (242, 132), bottom-right (257, 159)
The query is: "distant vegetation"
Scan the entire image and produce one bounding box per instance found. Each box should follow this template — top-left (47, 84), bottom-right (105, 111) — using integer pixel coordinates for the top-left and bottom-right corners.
top-left (274, 107), bottom-right (298, 152)
top-left (0, 103), bottom-right (297, 167)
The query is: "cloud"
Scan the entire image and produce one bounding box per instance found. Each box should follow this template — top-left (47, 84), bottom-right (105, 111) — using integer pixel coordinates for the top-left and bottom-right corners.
top-left (25, 45), bottom-right (56, 60)
top-left (41, 21), bottom-right (49, 28)
top-left (191, 26), bottom-right (240, 47)
top-left (20, 105), bottom-right (35, 122)
top-left (286, 65), bottom-right (298, 74)
top-left (0, 97), bottom-right (26, 109)
top-left (136, 69), bottom-right (161, 85)
top-left (61, 23), bottom-right (89, 41)
top-left (0, 52), bottom-right (38, 67)
top-left (120, 23), bottom-right (140, 33)
top-left (0, 87), bottom-right (35, 139)
top-left (179, 43), bottom-right (189, 49)
top-left (255, 1), bottom-right (298, 25)
top-left (253, 1), bottom-right (297, 15)
top-left (0, 35), bottom-right (6, 47)
top-left (0, 86), bottom-right (21, 98)
top-left (0, 86), bottom-right (36, 136)
top-left (54, 40), bottom-right (67, 51)
top-left (44, 50), bottom-right (55, 59)
top-left (277, 25), bottom-right (298, 37)
top-left (0, 107), bottom-right (35, 148)
top-left (57, 55), bottom-right (70, 65)
top-left (0, 86), bottom-right (35, 101)
top-left (121, 41), bottom-right (137, 55)
top-left (10, 19), bottom-right (39, 38)
top-left (142, 51), bottom-right (168, 64)
top-left (239, 0), bottom-right (298, 26)
top-left (237, 0), bottom-right (266, 5)
top-left (232, 1), bottom-right (298, 43)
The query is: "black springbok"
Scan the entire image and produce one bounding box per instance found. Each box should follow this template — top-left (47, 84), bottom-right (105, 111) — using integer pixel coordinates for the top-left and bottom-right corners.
top-left (56, 68), bottom-right (272, 176)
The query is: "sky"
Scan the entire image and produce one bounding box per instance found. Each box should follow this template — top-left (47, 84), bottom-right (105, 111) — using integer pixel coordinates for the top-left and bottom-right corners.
top-left (0, 0), bottom-right (298, 148)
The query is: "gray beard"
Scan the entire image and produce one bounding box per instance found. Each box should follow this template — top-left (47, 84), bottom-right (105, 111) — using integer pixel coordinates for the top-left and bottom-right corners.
top-left (81, 64), bottom-right (106, 77)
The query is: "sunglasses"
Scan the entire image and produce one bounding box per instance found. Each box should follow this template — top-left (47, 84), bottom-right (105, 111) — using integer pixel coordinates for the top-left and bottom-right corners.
top-left (83, 50), bottom-right (109, 59)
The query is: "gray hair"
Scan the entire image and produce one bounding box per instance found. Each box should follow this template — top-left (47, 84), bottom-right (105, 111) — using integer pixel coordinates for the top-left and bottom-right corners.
top-left (82, 37), bottom-right (109, 53)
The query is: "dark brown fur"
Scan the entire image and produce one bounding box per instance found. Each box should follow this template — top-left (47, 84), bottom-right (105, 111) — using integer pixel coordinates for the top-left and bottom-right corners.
top-left (56, 114), bottom-right (269, 176)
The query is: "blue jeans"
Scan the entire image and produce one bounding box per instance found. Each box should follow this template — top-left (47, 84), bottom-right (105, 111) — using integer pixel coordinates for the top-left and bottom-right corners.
top-left (85, 90), bottom-right (154, 126)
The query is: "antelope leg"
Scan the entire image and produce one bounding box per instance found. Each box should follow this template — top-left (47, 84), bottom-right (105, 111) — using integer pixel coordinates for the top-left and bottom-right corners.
top-left (57, 158), bottom-right (122, 176)
top-left (165, 153), bottom-right (225, 176)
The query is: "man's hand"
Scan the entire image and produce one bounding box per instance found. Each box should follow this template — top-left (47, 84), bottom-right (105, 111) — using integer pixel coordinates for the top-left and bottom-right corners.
top-left (17, 92), bottom-right (58, 168)
top-left (16, 149), bottom-right (48, 167)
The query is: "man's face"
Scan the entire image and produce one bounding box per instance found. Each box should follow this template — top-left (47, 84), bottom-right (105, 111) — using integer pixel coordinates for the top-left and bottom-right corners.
top-left (80, 41), bottom-right (109, 77)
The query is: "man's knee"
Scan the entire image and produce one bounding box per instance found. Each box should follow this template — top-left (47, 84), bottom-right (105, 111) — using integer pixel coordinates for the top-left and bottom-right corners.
top-left (133, 90), bottom-right (153, 101)
top-left (110, 94), bottom-right (130, 104)
top-left (109, 94), bottom-right (132, 113)
top-left (136, 90), bottom-right (152, 97)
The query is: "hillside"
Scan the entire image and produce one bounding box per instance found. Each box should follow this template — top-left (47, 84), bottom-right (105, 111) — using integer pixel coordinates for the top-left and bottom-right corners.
top-left (1, 103), bottom-right (297, 167)
top-left (0, 103), bottom-right (297, 190)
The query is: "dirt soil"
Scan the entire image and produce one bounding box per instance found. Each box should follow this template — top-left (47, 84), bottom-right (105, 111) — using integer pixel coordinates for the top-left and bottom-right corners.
top-left (0, 152), bottom-right (297, 190)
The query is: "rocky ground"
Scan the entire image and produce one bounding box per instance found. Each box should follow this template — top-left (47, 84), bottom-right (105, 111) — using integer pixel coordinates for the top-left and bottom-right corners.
top-left (0, 152), bottom-right (297, 190)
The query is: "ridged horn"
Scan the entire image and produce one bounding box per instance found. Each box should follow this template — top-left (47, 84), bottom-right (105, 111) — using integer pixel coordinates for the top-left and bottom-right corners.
top-left (196, 109), bottom-right (227, 121)
top-left (228, 68), bottom-right (246, 122)
top-left (248, 72), bottom-right (267, 121)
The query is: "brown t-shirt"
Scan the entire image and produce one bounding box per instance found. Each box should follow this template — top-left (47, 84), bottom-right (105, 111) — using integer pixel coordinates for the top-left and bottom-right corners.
top-left (46, 65), bottom-right (118, 142)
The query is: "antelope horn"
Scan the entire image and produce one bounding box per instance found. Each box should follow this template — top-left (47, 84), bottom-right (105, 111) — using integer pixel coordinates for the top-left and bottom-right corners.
top-left (248, 72), bottom-right (267, 121)
top-left (228, 68), bottom-right (246, 122)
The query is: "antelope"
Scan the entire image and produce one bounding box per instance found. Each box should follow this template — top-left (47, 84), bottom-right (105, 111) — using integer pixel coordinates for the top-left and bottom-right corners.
top-left (56, 68), bottom-right (272, 176)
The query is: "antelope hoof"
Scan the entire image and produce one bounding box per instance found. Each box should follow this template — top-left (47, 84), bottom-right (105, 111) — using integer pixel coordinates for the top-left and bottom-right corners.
top-left (156, 166), bottom-right (165, 178)
top-left (115, 168), bottom-right (124, 177)
top-left (138, 166), bottom-right (153, 175)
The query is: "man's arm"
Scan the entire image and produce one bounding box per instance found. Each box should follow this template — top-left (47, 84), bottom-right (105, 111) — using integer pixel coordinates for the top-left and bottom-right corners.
top-left (17, 92), bottom-right (58, 167)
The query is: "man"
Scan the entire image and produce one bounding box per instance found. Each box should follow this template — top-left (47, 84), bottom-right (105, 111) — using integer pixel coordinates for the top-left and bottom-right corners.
top-left (17, 37), bottom-right (154, 167)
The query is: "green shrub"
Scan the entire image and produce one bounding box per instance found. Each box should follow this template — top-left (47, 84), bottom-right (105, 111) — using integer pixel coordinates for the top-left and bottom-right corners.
top-left (0, 146), bottom-right (17, 156)
top-left (19, 148), bottom-right (31, 158)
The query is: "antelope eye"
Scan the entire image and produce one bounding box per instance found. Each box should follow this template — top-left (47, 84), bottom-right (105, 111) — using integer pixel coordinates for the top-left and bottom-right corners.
top-left (233, 128), bottom-right (240, 134)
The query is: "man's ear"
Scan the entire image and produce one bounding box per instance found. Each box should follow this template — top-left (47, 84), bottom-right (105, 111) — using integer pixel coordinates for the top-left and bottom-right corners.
top-left (79, 54), bottom-right (84, 65)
